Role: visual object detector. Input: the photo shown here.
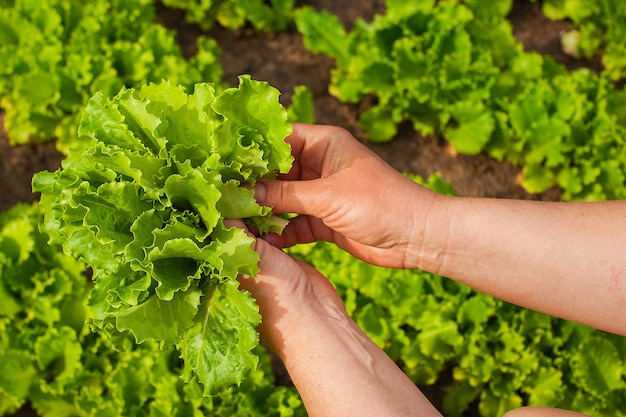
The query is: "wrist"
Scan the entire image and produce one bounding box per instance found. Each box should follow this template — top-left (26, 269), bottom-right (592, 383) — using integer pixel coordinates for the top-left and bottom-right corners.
top-left (249, 258), bottom-right (352, 359)
top-left (270, 281), bottom-right (442, 417)
top-left (271, 289), bottom-right (352, 362)
top-left (406, 192), bottom-right (455, 274)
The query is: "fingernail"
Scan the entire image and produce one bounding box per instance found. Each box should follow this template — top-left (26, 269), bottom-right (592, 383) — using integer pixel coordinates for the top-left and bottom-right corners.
top-left (254, 182), bottom-right (267, 203)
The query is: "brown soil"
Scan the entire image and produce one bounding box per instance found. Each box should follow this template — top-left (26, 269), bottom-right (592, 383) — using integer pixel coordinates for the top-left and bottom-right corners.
top-left (0, 119), bottom-right (64, 211)
top-left (1, 1), bottom-right (607, 416)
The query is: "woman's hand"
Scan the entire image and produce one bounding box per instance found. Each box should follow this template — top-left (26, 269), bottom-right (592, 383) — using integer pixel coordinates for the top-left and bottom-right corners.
top-left (236, 227), bottom-right (442, 417)
top-left (237, 232), bottom-right (347, 355)
top-left (255, 123), bottom-right (439, 269)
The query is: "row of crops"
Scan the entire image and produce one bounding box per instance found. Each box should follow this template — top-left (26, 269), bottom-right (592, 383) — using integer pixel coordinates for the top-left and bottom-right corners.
top-left (1, 0), bottom-right (625, 416)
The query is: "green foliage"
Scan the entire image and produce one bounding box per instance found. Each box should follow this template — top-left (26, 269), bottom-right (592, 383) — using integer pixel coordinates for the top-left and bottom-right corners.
top-left (505, 68), bottom-right (626, 200)
top-left (295, 0), bottom-right (626, 201)
top-left (289, 174), bottom-right (626, 417)
top-left (160, 0), bottom-right (296, 31)
top-left (286, 85), bottom-right (316, 124)
top-left (0, 0), bottom-right (223, 151)
top-left (0, 203), bottom-right (88, 415)
top-left (296, 1), bottom-right (516, 144)
top-left (0, 203), bottom-right (305, 416)
top-left (32, 77), bottom-right (294, 395)
top-left (539, 0), bottom-right (626, 82)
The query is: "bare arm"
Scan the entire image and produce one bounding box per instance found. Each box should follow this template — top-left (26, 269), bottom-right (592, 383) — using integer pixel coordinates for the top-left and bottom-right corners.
top-left (503, 406), bottom-right (593, 417)
top-left (237, 236), bottom-right (442, 417)
top-left (418, 196), bottom-right (626, 335)
top-left (258, 123), bottom-right (626, 336)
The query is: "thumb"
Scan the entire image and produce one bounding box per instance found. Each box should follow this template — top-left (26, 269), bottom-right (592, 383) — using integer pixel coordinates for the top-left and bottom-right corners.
top-left (239, 233), bottom-right (308, 309)
top-left (254, 179), bottom-right (326, 216)
top-left (223, 218), bottom-right (296, 280)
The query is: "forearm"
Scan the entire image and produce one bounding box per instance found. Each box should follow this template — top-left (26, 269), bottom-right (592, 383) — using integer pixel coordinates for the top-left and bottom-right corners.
top-left (275, 299), bottom-right (442, 417)
top-left (415, 196), bottom-right (626, 335)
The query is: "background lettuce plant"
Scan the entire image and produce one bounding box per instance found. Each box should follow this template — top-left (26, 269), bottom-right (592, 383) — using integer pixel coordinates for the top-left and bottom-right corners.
top-left (294, 0), bottom-right (626, 201)
top-left (534, 0), bottom-right (626, 82)
top-left (160, 0), bottom-right (296, 31)
top-left (0, 0), bottom-right (223, 151)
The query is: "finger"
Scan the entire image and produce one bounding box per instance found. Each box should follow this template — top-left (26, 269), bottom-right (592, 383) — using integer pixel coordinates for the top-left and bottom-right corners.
top-left (261, 215), bottom-right (334, 249)
top-left (238, 235), bottom-right (307, 307)
top-left (224, 218), bottom-right (299, 282)
top-left (286, 123), bottom-right (334, 161)
top-left (263, 216), bottom-right (407, 269)
top-left (223, 218), bottom-right (249, 232)
top-left (254, 178), bottom-right (331, 218)
top-left (280, 123), bottom-right (355, 181)
top-left (248, 237), bottom-right (293, 279)
top-left (278, 123), bottom-right (327, 181)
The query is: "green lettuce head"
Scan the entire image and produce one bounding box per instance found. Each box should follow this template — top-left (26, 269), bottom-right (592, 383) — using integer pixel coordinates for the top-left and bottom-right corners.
top-left (32, 75), bottom-right (294, 395)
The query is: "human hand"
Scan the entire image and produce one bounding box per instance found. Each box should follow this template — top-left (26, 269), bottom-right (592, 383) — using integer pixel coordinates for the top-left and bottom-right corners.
top-left (235, 221), bottom-right (442, 417)
top-left (254, 123), bottom-right (441, 269)
top-left (236, 226), bottom-right (347, 356)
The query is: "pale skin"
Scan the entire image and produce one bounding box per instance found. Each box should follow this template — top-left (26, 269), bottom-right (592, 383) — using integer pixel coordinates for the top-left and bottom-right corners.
top-left (237, 123), bottom-right (625, 417)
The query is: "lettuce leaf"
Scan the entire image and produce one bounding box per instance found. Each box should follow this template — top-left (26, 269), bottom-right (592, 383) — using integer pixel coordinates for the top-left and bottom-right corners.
top-left (287, 85), bottom-right (315, 124)
top-left (33, 76), bottom-right (294, 394)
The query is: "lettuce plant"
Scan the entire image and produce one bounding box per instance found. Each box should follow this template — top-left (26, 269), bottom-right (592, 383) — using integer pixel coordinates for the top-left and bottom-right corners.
top-left (160, 0), bottom-right (295, 32)
top-left (536, 0), bottom-right (626, 82)
top-left (32, 76), bottom-right (294, 395)
top-left (0, 0), bottom-right (223, 151)
top-left (0, 202), bottom-right (89, 415)
top-left (295, 0), bottom-right (626, 201)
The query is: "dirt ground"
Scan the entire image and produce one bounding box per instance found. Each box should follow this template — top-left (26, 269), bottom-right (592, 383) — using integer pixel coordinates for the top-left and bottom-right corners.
top-left (1, 1), bottom-right (606, 416)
